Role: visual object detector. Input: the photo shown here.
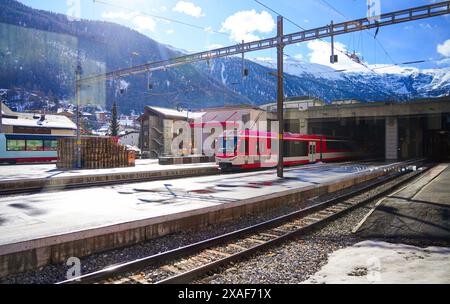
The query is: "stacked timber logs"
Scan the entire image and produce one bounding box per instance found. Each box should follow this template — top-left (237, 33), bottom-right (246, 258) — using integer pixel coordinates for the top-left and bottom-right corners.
top-left (57, 137), bottom-right (135, 170)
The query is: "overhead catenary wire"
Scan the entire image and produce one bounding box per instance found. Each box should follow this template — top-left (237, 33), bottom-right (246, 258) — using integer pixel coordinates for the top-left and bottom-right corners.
top-left (318, 0), bottom-right (397, 65)
top-left (252, 0), bottom-right (380, 74)
top-left (78, 1), bottom-right (450, 85)
top-left (282, 55), bottom-right (445, 76)
top-left (256, 0), bottom-right (399, 99)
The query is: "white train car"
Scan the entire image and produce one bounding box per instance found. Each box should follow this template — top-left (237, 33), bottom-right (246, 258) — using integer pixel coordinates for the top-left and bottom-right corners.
top-left (0, 133), bottom-right (69, 164)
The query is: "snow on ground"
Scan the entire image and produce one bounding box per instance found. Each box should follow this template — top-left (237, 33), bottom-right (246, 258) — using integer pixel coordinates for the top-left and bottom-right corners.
top-left (304, 241), bottom-right (450, 284)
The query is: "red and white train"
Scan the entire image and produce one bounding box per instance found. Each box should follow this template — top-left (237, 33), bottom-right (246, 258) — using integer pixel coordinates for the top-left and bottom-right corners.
top-left (215, 130), bottom-right (361, 170)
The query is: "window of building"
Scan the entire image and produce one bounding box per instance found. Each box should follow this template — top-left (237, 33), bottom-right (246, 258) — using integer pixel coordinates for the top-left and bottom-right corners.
top-left (284, 119), bottom-right (300, 133)
top-left (43, 140), bottom-right (58, 151)
top-left (6, 139), bottom-right (26, 151)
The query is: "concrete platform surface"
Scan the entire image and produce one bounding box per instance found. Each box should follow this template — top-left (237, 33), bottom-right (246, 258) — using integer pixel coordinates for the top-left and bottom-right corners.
top-left (0, 161), bottom-right (402, 248)
top-left (0, 159), bottom-right (215, 181)
top-left (356, 163), bottom-right (450, 241)
top-left (0, 160), bottom-right (418, 277)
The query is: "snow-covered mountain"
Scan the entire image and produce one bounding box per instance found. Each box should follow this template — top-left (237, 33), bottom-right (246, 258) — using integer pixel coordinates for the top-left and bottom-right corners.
top-left (1, 0), bottom-right (448, 115)
top-left (246, 57), bottom-right (450, 102)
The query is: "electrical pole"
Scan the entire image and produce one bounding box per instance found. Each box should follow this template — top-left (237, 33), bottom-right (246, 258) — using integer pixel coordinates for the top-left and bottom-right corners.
top-left (75, 52), bottom-right (82, 169)
top-left (276, 16), bottom-right (284, 178)
top-left (330, 20), bottom-right (336, 64)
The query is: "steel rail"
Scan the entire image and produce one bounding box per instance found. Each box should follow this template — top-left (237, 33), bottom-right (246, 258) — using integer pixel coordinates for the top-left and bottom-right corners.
top-left (57, 159), bottom-right (426, 284)
top-left (156, 163), bottom-right (430, 284)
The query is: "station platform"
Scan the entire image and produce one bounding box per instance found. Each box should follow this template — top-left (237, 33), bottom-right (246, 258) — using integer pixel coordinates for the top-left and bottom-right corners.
top-left (0, 159), bottom-right (218, 193)
top-left (0, 161), bottom-right (414, 277)
top-left (356, 163), bottom-right (450, 243)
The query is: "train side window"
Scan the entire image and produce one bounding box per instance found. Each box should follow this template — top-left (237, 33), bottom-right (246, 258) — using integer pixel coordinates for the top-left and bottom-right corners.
top-left (284, 141), bottom-right (308, 157)
top-left (26, 140), bottom-right (44, 151)
top-left (44, 140), bottom-right (58, 151)
top-left (6, 139), bottom-right (26, 151)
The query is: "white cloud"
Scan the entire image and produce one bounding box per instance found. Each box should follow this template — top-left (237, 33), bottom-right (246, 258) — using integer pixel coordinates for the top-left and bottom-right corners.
top-left (294, 54), bottom-right (304, 61)
top-left (102, 10), bottom-right (156, 33)
top-left (221, 10), bottom-right (275, 43)
top-left (166, 29), bottom-right (175, 34)
top-left (437, 39), bottom-right (450, 57)
top-left (173, 1), bottom-right (205, 18)
top-left (307, 40), bottom-right (367, 72)
top-left (133, 15), bottom-right (156, 32)
top-left (436, 57), bottom-right (450, 65)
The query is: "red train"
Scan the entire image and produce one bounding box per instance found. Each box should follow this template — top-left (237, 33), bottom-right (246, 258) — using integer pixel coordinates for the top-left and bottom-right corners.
top-left (215, 130), bottom-right (361, 170)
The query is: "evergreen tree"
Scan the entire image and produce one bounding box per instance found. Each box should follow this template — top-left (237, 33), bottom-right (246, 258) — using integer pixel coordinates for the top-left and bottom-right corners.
top-left (110, 101), bottom-right (119, 136)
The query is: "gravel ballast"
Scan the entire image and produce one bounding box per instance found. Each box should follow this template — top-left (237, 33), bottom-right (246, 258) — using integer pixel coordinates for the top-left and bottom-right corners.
top-left (1, 170), bottom-right (432, 284)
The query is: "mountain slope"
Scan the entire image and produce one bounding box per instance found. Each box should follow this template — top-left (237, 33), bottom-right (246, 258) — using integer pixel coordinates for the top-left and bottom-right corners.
top-left (0, 0), bottom-right (251, 113)
top-left (0, 0), bottom-right (448, 114)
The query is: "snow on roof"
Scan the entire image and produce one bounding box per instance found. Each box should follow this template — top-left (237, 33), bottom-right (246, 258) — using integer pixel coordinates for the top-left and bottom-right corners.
top-left (200, 109), bottom-right (253, 122)
top-left (57, 108), bottom-right (74, 114)
top-left (2, 112), bottom-right (76, 130)
top-left (147, 106), bottom-right (205, 119)
top-left (1, 102), bottom-right (15, 115)
top-left (119, 119), bottom-right (135, 126)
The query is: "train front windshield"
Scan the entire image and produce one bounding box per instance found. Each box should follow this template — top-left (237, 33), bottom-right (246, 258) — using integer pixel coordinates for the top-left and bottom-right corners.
top-left (218, 136), bottom-right (238, 156)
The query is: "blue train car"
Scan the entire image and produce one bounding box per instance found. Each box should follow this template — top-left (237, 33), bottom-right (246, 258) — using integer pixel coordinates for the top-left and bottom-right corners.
top-left (0, 133), bottom-right (70, 164)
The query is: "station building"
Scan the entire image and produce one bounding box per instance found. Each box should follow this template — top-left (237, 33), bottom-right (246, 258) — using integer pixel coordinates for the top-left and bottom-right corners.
top-left (265, 96), bottom-right (450, 161)
top-left (0, 102), bottom-right (76, 135)
top-left (139, 95), bottom-right (449, 161)
top-left (138, 106), bottom-right (204, 159)
top-left (138, 105), bottom-right (266, 159)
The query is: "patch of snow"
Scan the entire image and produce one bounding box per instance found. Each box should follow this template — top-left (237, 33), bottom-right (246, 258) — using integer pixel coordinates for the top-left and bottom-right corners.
top-left (251, 57), bottom-right (344, 80)
top-left (304, 241), bottom-right (450, 284)
top-left (118, 79), bottom-right (130, 90)
top-left (367, 64), bottom-right (419, 75)
top-left (422, 67), bottom-right (450, 90)
top-left (220, 63), bottom-right (227, 85)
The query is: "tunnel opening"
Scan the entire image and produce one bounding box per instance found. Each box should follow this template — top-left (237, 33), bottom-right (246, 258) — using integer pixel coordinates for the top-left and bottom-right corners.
top-left (307, 117), bottom-right (386, 159)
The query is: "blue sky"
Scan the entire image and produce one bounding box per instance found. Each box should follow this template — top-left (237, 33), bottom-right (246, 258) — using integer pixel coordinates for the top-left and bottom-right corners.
top-left (17, 0), bottom-right (450, 70)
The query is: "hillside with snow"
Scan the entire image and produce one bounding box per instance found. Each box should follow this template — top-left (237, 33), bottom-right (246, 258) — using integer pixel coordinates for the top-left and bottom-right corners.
top-left (0, 0), bottom-right (449, 114)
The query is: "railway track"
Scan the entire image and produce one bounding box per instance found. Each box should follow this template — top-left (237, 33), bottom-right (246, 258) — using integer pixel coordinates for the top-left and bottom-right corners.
top-left (57, 160), bottom-right (429, 285)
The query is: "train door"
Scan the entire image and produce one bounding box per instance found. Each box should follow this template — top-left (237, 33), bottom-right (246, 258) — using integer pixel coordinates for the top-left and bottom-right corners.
top-left (309, 142), bottom-right (317, 163)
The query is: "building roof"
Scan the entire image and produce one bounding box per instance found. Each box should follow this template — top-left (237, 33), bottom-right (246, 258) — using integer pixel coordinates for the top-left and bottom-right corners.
top-left (145, 106), bottom-right (205, 119)
top-left (200, 108), bottom-right (259, 122)
top-left (1, 102), bottom-right (15, 116)
top-left (260, 97), bottom-right (325, 111)
top-left (1, 106), bottom-right (76, 130)
top-left (200, 104), bottom-right (260, 111)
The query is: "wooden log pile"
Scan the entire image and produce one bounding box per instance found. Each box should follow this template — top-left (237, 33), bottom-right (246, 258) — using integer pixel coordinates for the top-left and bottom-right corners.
top-left (57, 137), bottom-right (136, 170)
